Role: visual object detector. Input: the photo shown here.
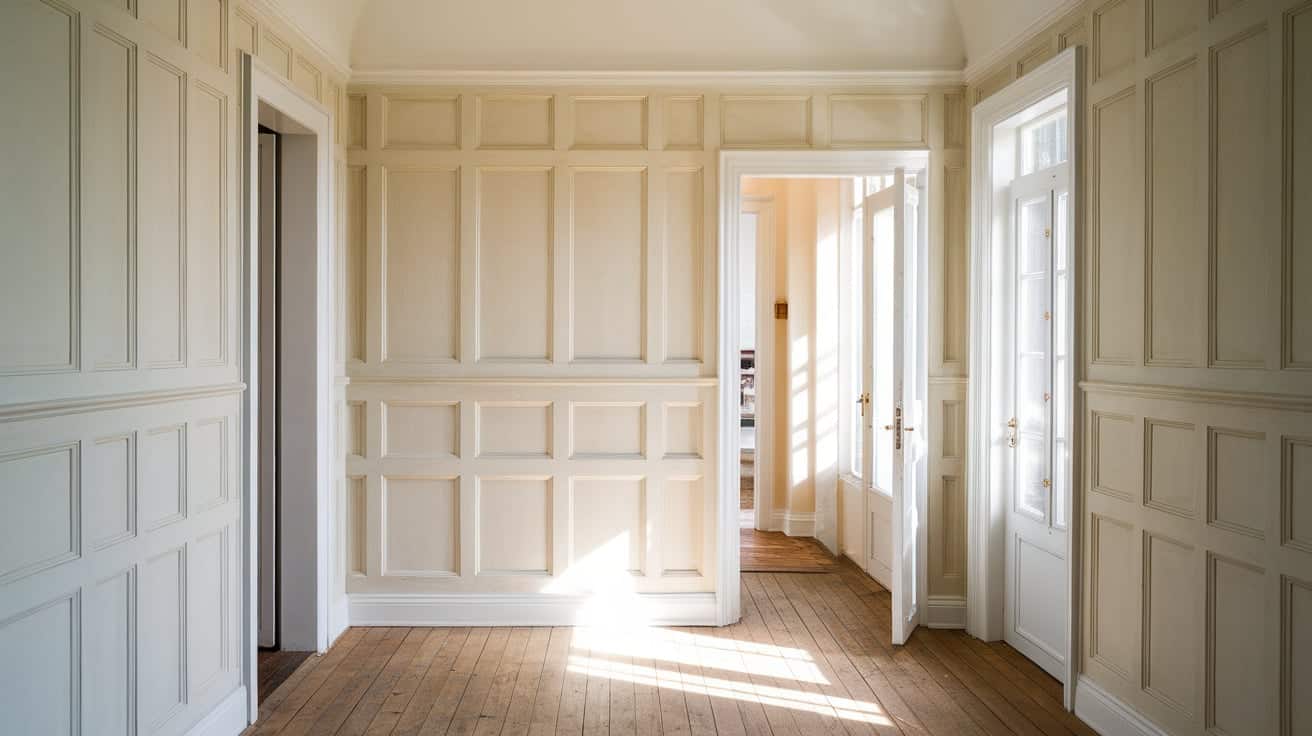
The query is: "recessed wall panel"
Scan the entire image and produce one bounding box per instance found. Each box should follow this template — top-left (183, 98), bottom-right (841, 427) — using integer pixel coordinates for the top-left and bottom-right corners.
top-left (1208, 428), bottom-right (1265, 538)
top-left (1148, 0), bottom-right (1197, 51)
top-left (665, 96), bottom-right (703, 149)
top-left (1144, 533), bottom-right (1197, 714)
top-left (345, 166), bottom-right (366, 361)
top-left (1287, 7), bottom-right (1312, 367)
top-left (86, 434), bottom-right (134, 549)
top-left (187, 0), bottom-right (223, 67)
top-left (259, 30), bottom-right (292, 78)
top-left (139, 54), bottom-right (186, 367)
top-left (1092, 412), bottom-right (1139, 501)
top-left (1208, 555), bottom-right (1265, 733)
top-left (292, 58), bottom-right (321, 102)
top-left (721, 96), bottom-right (811, 147)
top-left (85, 571), bottom-right (132, 736)
top-left (188, 81), bottom-right (226, 366)
top-left (477, 168), bottom-right (552, 360)
top-left (1094, 0), bottom-right (1136, 80)
top-left (1146, 59), bottom-right (1202, 366)
top-left (573, 96), bottom-right (647, 149)
top-left (384, 478), bottom-right (459, 576)
top-left (140, 547), bottom-right (185, 731)
top-left (384, 95), bottom-right (459, 149)
top-left (1090, 514), bottom-right (1136, 678)
top-left (187, 530), bottom-right (226, 694)
top-left (188, 418), bottom-right (226, 511)
top-left (1211, 27), bottom-right (1270, 367)
top-left (383, 168), bottom-right (459, 363)
top-left (1093, 89), bottom-right (1139, 364)
top-left (477, 403), bottom-right (551, 458)
top-left (1146, 420), bottom-right (1197, 518)
top-left (1285, 576), bottom-right (1312, 734)
top-left (141, 425), bottom-right (185, 529)
top-left (661, 478), bottom-right (702, 575)
top-left (349, 476), bottom-right (366, 576)
top-left (347, 94), bottom-right (367, 149)
top-left (478, 95), bottom-right (553, 149)
top-left (571, 168), bottom-right (645, 360)
top-left (664, 403), bottom-right (702, 458)
top-left (140, 0), bottom-right (182, 44)
top-left (828, 95), bottom-right (926, 147)
top-left (943, 166), bottom-right (967, 364)
top-left (84, 27), bottom-right (135, 370)
top-left (382, 402), bottom-right (458, 458)
top-left (1285, 437), bottom-right (1312, 553)
top-left (0, 0), bottom-right (75, 372)
top-left (0, 595), bottom-right (76, 736)
top-left (664, 168), bottom-right (703, 362)
top-left (0, 443), bottom-right (77, 585)
top-left (570, 477), bottom-right (644, 574)
top-left (571, 403), bottom-right (644, 458)
top-left (477, 477), bottom-right (550, 574)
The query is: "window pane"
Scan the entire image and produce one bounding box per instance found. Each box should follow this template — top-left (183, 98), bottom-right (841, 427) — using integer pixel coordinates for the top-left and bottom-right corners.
top-left (1021, 112), bottom-right (1068, 175)
top-left (849, 206), bottom-right (864, 477)
top-left (873, 206), bottom-right (895, 493)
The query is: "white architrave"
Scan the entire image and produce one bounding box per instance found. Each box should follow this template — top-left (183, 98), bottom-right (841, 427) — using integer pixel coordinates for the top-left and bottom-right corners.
top-left (717, 150), bottom-right (930, 625)
top-left (240, 53), bottom-right (339, 723)
top-left (966, 47), bottom-right (1083, 708)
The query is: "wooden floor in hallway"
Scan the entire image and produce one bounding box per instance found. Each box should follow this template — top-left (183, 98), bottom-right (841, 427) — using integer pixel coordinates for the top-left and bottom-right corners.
top-left (245, 561), bottom-right (1096, 736)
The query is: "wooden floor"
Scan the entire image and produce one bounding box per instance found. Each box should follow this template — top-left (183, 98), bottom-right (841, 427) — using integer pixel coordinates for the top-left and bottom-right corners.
top-left (246, 561), bottom-right (1096, 736)
top-left (259, 649), bottom-right (315, 703)
top-left (741, 527), bottom-right (838, 573)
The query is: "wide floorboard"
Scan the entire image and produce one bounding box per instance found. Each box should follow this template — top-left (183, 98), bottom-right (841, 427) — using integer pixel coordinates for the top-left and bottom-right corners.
top-left (245, 562), bottom-right (1097, 735)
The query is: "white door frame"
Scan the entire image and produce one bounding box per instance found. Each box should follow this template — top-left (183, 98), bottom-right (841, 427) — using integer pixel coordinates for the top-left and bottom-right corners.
top-left (740, 194), bottom-right (775, 532)
top-left (966, 47), bottom-right (1083, 707)
top-left (718, 150), bottom-right (929, 625)
top-left (240, 54), bottom-right (338, 721)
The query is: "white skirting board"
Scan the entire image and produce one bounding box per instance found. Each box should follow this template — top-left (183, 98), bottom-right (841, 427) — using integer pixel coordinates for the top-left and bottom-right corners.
top-left (770, 511), bottom-right (817, 537)
top-left (1073, 676), bottom-right (1169, 736)
top-left (925, 596), bottom-right (966, 629)
top-left (349, 592), bottom-right (718, 626)
top-left (184, 686), bottom-right (248, 736)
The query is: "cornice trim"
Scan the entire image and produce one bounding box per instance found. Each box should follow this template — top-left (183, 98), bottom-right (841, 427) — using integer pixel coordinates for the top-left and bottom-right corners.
top-left (242, 0), bottom-right (354, 81)
top-left (347, 68), bottom-right (966, 88)
top-left (962, 0), bottom-right (1085, 84)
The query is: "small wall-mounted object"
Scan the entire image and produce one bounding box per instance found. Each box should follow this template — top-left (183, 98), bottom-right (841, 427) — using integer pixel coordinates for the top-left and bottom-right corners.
top-left (774, 300), bottom-right (788, 320)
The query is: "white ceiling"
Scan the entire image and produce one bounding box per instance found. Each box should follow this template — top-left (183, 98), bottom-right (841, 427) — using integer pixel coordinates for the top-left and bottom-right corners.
top-left (266, 0), bottom-right (1070, 75)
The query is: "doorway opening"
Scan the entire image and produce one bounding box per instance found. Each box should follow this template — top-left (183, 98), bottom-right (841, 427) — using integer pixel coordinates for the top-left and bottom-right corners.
top-left (967, 48), bottom-right (1082, 706)
top-left (718, 152), bottom-right (929, 644)
top-left (240, 55), bottom-right (340, 722)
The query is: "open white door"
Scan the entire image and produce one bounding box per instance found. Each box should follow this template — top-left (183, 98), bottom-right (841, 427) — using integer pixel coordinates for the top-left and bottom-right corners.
top-left (862, 170), bottom-right (928, 645)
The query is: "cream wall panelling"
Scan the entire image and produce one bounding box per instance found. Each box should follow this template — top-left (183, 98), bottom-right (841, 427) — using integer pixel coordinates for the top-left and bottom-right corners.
top-left (344, 84), bottom-right (970, 624)
top-left (342, 380), bottom-right (716, 597)
top-left (964, 1), bottom-right (1312, 734)
top-left (0, 0), bottom-right (252, 734)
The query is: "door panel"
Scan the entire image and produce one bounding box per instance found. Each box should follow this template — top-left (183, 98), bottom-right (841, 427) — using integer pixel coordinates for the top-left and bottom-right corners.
top-left (1004, 164), bottom-right (1071, 680)
top-left (862, 170), bottom-right (927, 645)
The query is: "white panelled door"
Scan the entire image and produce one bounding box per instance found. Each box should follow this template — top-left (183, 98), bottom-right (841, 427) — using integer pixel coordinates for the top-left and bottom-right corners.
top-left (861, 170), bottom-right (928, 645)
top-left (1004, 161), bottom-right (1072, 680)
